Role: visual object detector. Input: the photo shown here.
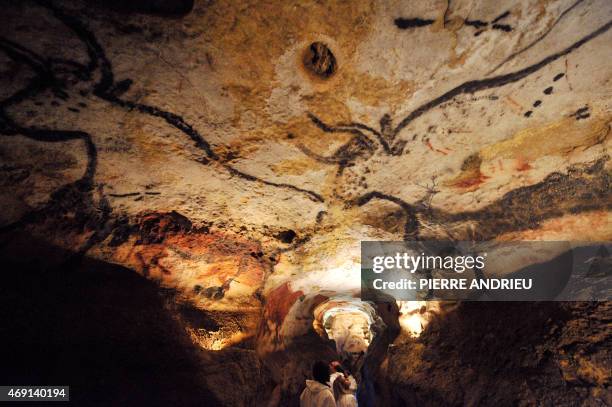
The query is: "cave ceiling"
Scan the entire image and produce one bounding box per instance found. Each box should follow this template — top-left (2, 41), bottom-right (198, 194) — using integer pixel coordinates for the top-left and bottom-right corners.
top-left (0, 0), bottom-right (611, 352)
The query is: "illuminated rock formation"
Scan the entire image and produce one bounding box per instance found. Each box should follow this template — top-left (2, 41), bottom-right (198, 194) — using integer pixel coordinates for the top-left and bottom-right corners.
top-left (0, 0), bottom-right (610, 405)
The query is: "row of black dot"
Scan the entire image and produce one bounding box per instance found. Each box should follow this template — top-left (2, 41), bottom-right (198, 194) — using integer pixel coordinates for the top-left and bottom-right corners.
top-left (524, 72), bottom-right (565, 118)
top-left (30, 100), bottom-right (88, 116)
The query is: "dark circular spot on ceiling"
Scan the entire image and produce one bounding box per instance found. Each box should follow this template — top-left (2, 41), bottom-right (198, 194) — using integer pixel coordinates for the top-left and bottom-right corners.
top-left (276, 229), bottom-right (297, 244)
top-left (303, 42), bottom-right (337, 79)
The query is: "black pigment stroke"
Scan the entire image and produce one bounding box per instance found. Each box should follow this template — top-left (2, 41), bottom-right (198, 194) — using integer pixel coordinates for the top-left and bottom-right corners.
top-left (488, 0), bottom-right (586, 74)
top-left (301, 111), bottom-right (405, 170)
top-left (394, 18), bottom-right (435, 29)
top-left (294, 113), bottom-right (383, 175)
top-left (465, 20), bottom-right (488, 29)
top-left (395, 9), bottom-right (513, 34)
top-left (351, 191), bottom-right (420, 241)
top-left (491, 11), bottom-right (511, 24)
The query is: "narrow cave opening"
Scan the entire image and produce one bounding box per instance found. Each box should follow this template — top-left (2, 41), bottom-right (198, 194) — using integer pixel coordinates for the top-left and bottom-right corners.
top-left (307, 296), bottom-right (403, 401)
top-left (314, 298), bottom-right (375, 357)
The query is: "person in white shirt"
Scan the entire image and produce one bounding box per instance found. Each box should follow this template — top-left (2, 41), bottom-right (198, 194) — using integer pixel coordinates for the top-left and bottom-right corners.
top-left (300, 361), bottom-right (336, 407)
top-left (332, 366), bottom-right (357, 407)
top-left (329, 361), bottom-right (343, 388)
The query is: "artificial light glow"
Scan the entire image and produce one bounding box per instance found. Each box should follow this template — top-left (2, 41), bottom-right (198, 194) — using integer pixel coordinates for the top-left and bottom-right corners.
top-left (314, 298), bottom-right (376, 354)
top-left (186, 327), bottom-right (249, 351)
top-left (397, 301), bottom-right (439, 337)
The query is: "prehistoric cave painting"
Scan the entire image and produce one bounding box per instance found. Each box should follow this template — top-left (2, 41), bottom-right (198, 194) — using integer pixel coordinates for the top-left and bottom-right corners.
top-left (394, 18), bottom-right (436, 29)
top-left (291, 11), bottom-right (611, 241)
top-left (0, 1), bottom-right (324, 253)
top-left (522, 73), bottom-right (563, 117)
top-left (0, 0), bottom-right (610, 275)
top-left (394, 9), bottom-right (514, 35)
top-left (111, 211), bottom-right (268, 306)
top-left (393, 0), bottom-right (599, 85)
top-left (430, 157), bottom-right (611, 240)
top-left (342, 155), bottom-right (610, 244)
top-left (1, 6), bottom-right (609, 392)
top-left (571, 106), bottom-right (591, 121)
top-left (303, 17), bottom-right (611, 169)
top-left (488, 0), bottom-right (585, 74)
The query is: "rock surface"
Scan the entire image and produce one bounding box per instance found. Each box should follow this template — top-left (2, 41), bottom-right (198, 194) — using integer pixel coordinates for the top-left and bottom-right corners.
top-left (0, 0), bottom-right (610, 406)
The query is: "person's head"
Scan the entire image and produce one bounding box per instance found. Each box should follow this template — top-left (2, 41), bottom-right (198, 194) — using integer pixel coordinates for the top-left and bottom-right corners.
top-left (312, 361), bottom-right (331, 385)
top-left (341, 364), bottom-right (351, 377)
top-left (329, 360), bottom-right (341, 373)
top-left (332, 374), bottom-right (349, 400)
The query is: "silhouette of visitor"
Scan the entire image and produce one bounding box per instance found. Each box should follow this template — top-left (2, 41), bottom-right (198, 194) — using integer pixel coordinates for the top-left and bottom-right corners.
top-left (300, 360), bottom-right (336, 407)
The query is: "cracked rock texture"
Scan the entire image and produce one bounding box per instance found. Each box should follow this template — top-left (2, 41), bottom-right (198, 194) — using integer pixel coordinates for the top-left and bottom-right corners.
top-left (0, 0), bottom-right (610, 406)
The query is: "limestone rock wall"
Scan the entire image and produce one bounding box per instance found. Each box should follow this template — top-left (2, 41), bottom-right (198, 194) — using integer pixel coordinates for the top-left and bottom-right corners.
top-left (0, 0), bottom-right (610, 406)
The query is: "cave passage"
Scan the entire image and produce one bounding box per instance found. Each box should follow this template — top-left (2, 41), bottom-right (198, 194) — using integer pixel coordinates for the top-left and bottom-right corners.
top-left (0, 0), bottom-right (610, 406)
